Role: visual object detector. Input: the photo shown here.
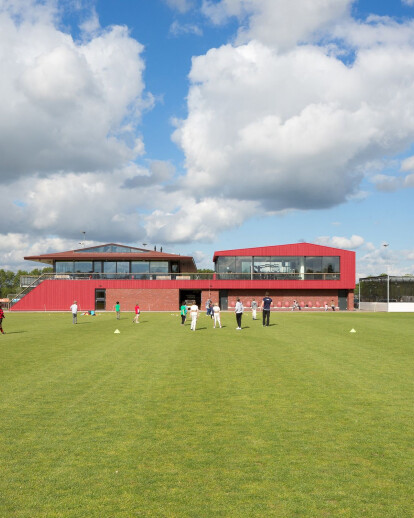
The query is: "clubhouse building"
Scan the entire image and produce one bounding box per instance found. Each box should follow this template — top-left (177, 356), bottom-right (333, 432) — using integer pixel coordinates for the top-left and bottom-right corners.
top-left (12, 242), bottom-right (355, 311)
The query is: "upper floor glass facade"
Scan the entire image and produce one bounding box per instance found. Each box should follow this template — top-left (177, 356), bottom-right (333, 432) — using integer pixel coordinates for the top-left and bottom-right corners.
top-left (55, 260), bottom-right (173, 278)
top-left (215, 256), bottom-right (340, 280)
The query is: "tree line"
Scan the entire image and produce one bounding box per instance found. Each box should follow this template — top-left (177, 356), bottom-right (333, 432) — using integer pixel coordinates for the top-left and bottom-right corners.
top-left (0, 268), bottom-right (53, 298)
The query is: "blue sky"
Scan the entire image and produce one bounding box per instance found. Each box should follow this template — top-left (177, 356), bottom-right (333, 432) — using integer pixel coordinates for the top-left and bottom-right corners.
top-left (0, 0), bottom-right (413, 278)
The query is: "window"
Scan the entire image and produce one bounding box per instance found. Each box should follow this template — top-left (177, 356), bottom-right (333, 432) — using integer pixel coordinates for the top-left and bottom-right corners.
top-left (216, 257), bottom-right (236, 277)
top-left (305, 257), bottom-right (322, 273)
top-left (74, 261), bottom-right (93, 273)
top-left (78, 245), bottom-right (148, 253)
top-left (117, 262), bottom-right (129, 273)
top-left (235, 257), bottom-right (252, 275)
top-left (131, 261), bottom-right (150, 273)
top-left (254, 257), bottom-right (274, 273)
top-left (305, 256), bottom-right (340, 279)
top-left (56, 262), bottom-right (73, 273)
top-left (322, 257), bottom-right (340, 273)
top-left (150, 262), bottom-right (168, 273)
top-left (103, 262), bottom-right (116, 273)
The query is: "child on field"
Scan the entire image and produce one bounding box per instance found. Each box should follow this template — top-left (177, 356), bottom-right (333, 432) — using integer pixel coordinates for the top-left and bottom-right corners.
top-left (133, 303), bottom-right (140, 323)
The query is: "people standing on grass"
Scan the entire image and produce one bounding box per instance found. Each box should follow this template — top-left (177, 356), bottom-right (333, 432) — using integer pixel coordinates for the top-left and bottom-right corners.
top-left (235, 298), bottom-right (244, 330)
top-left (206, 298), bottom-right (212, 316)
top-left (251, 299), bottom-right (258, 320)
top-left (70, 301), bottom-right (78, 324)
top-left (115, 301), bottom-right (121, 319)
top-left (261, 292), bottom-right (272, 327)
top-left (213, 303), bottom-right (222, 328)
top-left (331, 299), bottom-right (336, 311)
top-left (0, 306), bottom-right (6, 334)
top-left (133, 303), bottom-right (140, 323)
top-left (190, 303), bottom-right (199, 331)
top-left (180, 302), bottom-right (188, 325)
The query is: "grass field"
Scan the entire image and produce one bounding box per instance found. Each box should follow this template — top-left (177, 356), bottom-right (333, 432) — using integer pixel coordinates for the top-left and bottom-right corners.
top-left (0, 310), bottom-right (413, 517)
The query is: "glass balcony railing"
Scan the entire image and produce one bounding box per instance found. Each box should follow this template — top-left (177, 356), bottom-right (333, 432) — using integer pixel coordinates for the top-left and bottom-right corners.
top-left (21, 272), bottom-right (340, 285)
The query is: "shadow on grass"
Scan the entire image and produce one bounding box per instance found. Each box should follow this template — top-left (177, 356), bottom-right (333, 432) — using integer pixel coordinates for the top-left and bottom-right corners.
top-left (72, 322), bottom-right (92, 325)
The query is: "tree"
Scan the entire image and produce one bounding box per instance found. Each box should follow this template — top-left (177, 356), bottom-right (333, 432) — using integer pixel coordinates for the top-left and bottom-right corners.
top-left (0, 267), bottom-right (53, 298)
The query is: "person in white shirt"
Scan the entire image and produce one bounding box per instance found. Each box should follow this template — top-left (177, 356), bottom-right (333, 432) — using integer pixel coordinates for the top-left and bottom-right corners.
top-left (251, 299), bottom-right (258, 320)
top-left (70, 301), bottom-right (78, 324)
top-left (212, 303), bottom-right (222, 328)
top-left (234, 298), bottom-right (244, 330)
top-left (190, 304), bottom-right (199, 331)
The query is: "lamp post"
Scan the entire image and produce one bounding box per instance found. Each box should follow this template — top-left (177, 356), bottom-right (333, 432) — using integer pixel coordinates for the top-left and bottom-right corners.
top-left (383, 243), bottom-right (389, 312)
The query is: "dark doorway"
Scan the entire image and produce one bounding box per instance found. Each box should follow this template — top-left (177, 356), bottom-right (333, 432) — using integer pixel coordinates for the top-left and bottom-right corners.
top-left (179, 290), bottom-right (201, 309)
top-left (95, 289), bottom-right (106, 310)
top-left (338, 290), bottom-right (348, 311)
top-left (219, 290), bottom-right (228, 311)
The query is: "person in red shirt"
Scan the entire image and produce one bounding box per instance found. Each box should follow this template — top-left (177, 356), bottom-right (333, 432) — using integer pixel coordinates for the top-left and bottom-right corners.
top-left (133, 303), bottom-right (140, 323)
top-left (0, 307), bottom-right (5, 334)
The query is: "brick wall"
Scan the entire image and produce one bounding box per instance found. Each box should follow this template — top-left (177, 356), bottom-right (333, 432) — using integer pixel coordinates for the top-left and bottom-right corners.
top-left (201, 290), bottom-right (219, 311)
top-left (106, 288), bottom-right (180, 312)
top-left (227, 290), bottom-right (343, 310)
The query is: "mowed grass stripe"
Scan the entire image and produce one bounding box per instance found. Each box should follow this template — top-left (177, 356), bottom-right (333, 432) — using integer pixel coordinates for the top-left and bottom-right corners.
top-left (0, 312), bottom-right (412, 517)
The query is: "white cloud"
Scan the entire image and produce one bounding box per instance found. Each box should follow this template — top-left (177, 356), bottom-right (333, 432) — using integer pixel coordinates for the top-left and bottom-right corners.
top-left (0, 234), bottom-right (77, 271)
top-left (164, 0), bottom-right (195, 14)
top-left (145, 198), bottom-right (258, 243)
top-left (172, 4), bottom-right (414, 213)
top-left (173, 37), bottom-right (414, 210)
top-left (170, 20), bottom-right (203, 36)
top-left (0, 1), bottom-right (149, 182)
top-left (401, 155), bottom-right (414, 171)
top-left (357, 245), bottom-right (414, 278)
top-left (202, 0), bottom-right (352, 49)
top-left (315, 235), bottom-right (365, 250)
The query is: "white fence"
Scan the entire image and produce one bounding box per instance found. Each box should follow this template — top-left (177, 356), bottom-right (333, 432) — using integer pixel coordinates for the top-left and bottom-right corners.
top-left (359, 302), bottom-right (414, 312)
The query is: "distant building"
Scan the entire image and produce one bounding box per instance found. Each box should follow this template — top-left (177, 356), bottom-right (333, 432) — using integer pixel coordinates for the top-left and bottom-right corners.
top-left (12, 242), bottom-right (355, 311)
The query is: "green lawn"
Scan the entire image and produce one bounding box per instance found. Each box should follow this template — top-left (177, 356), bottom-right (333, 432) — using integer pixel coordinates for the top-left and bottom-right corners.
top-left (0, 311), bottom-right (413, 517)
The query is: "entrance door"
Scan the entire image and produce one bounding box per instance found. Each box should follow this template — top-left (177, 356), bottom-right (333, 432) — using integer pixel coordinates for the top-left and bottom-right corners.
top-left (219, 290), bottom-right (228, 311)
top-left (338, 290), bottom-right (348, 311)
top-left (179, 290), bottom-right (201, 309)
top-left (95, 289), bottom-right (106, 310)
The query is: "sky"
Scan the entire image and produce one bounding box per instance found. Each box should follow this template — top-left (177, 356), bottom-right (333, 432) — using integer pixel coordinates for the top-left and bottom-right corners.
top-left (1, 0), bottom-right (414, 279)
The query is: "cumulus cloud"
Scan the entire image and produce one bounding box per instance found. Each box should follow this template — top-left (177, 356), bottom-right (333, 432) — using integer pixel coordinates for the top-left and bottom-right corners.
top-left (401, 155), bottom-right (414, 171)
top-left (315, 235), bottom-right (365, 250)
top-left (145, 198), bottom-right (258, 243)
top-left (122, 161), bottom-right (176, 188)
top-left (0, 234), bottom-right (78, 271)
top-left (173, 2), bottom-right (414, 213)
top-left (0, 0), bottom-right (149, 183)
top-left (202, 0), bottom-right (352, 49)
